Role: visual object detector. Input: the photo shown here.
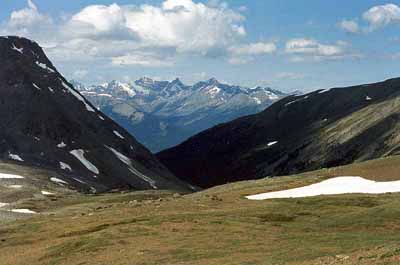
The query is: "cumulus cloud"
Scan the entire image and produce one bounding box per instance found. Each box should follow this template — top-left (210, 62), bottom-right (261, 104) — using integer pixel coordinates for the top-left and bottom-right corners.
top-left (2, 0), bottom-right (53, 37)
top-left (72, 69), bottom-right (89, 79)
top-left (275, 72), bottom-right (305, 80)
top-left (229, 42), bottom-right (277, 56)
top-left (338, 19), bottom-right (360, 34)
top-left (285, 38), bottom-right (355, 61)
top-left (339, 3), bottom-right (400, 33)
top-left (228, 42), bottom-right (276, 64)
top-left (112, 52), bottom-right (175, 67)
top-left (363, 3), bottom-right (400, 31)
top-left (1, 0), bottom-right (250, 67)
top-left (61, 0), bottom-right (246, 54)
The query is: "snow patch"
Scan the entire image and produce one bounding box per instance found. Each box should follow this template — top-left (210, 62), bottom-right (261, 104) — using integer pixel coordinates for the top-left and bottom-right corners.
top-left (50, 177), bottom-right (68, 185)
top-left (32, 83), bottom-right (41, 90)
top-left (113, 130), bottom-right (125, 139)
top-left (41, 191), bottom-right (55, 196)
top-left (0, 202), bottom-right (9, 208)
top-left (252, 97), bottom-right (262, 105)
top-left (0, 173), bottom-right (24, 179)
top-left (267, 141), bottom-right (278, 147)
top-left (57, 142), bottom-right (67, 148)
top-left (318, 88), bottom-right (332, 94)
top-left (246, 176), bottom-right (400, 200)
top-left (59, 162), bottom-right (72, 171)
top-left (10, 209), bottom-right (36, 214)
top-left (35, 61), bottom-right (55, 73)
top-left (11, 43), bottom-right (23, 54)
top-left (8, 185), bottom-right (22, 189)
top-left (73, 178), bottom-right (88, 185)
top-left (366, 96), bottom-right (372, 101)
top-left (61, 80), bottom-right (96, 112)
top-left (208, 86), bottom-right (221, 97)
top-left (70, 149), bottom-right (99, 174)
top-left (105, 145), bottom-right (157, 189)
top-left (8, 153), bottom-right (24, 162)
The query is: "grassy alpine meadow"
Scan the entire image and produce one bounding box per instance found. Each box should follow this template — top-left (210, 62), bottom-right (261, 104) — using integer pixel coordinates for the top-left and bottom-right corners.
top-left (1, 156), bottom-right (400, 265)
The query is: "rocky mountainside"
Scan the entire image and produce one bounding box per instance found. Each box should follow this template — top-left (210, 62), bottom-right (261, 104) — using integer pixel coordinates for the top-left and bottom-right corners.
top-left (157, 78), bottom-right (400, 188)
top-left (74, 78), bottom-right (287, 152)
top-left (0, 36), bottom-right (189, 193)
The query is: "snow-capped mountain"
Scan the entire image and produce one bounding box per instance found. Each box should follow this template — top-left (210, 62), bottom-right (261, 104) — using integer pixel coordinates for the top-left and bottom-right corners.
top-left (0, 36), bottom-right (188, 193)
top-left (74, 78), bottom-right (287, 152)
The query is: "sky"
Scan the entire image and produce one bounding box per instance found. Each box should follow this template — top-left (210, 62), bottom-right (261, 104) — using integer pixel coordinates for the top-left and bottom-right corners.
top-left (1, 0), bottom-right (400, 91)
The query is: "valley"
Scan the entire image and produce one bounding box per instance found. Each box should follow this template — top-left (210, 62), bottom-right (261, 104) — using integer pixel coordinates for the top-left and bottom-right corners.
top-left (74, 79), bottom-right (287, 152)
top-left (1, 0), bottom-right (400, 263)
top-left (1, 156), bottom-right (400, 264)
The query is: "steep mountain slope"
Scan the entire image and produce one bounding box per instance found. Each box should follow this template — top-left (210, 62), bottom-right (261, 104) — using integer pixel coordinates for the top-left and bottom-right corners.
top-left (157, 78), bottom-right (400, 188)
top-left (0, 36), bottom-right (188, 193)
top-left (75, 78), bottom-right (287, 152)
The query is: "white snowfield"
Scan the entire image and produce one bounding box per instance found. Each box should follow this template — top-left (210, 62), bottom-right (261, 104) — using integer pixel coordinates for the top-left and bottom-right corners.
top-left (246, 177), bottom-right (400, 200)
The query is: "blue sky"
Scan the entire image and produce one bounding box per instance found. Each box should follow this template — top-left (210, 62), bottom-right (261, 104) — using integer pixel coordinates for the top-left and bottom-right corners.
top-left (1, 0), bottom-right (400, 91)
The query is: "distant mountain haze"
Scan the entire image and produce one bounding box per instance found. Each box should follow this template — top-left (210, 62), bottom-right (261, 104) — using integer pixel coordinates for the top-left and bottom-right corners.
top-left (73, 78), bottom-right (288, 152)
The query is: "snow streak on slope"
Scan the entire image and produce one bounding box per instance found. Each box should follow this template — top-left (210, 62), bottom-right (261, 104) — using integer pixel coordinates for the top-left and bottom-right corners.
top-left (105, 145), bottom-right (157, 189)
top-left (69, 149), bottom-right (99, 174)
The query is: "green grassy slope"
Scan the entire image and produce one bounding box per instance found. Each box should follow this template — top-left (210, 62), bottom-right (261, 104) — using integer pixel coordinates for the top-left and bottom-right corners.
top-left (1, 156), bottom-right (400, 264)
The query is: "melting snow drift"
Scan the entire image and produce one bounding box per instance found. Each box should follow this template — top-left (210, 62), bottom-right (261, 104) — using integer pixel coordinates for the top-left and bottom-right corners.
top-left (246, 177), bottom-right (400, 200)
top-left (0, 173), bottom-right (24, 179)
top-left (10, 209), bottom-right (36, 214)
top-left (70, 149), bottom-right (99, 174)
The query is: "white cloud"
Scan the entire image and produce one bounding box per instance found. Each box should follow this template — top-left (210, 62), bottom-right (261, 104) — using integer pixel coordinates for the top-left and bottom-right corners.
top-left (4, 0), bottom-right (52, 37)
top-left (338, 19), bottom-right (360, 34)
top-left (229, 42), bottom-right (277, 56)
top-left (1, 0), bottom-right (248, 68)
top-left (72, 69), bottom-right (89, 79)
top-left (275, 72), bottom-right (305, 80)
top-left (286, 39), bottom-right (344, 56)
top-left (63, 0), bottom-right (246, 54)
top-left (238, 6), bottom-right (248, 12)
top-left (228, 42), bottom-right (276, 64)
top-left (111, 52), bottom-right (175, 67)
top-left (363, 3), bottom-right (400, 31)
top-left (285, 38), bottom-right (351, 61)
top-left (339, 4), bottom-right (400, 33)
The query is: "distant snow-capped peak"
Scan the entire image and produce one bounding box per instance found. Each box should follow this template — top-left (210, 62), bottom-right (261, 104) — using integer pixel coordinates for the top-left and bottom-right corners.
top-left (73, 78), bottom-right (287, 108)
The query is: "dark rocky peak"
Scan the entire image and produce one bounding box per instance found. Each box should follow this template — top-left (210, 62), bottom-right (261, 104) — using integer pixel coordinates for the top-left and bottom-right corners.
top-left (0, 36), bottom-right (189, 193)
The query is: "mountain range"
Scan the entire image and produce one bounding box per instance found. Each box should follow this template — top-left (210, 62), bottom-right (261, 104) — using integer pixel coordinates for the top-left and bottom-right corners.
top-left (73, 78), bottom-right (288, 152)
top-left (0, 36), bottom-right (188, 193)
top-left (158, 78), bottom-right (400, 188)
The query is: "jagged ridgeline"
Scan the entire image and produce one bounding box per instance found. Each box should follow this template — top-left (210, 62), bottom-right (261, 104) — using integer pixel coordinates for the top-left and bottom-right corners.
top-left (158, 77), bottom-right (400, 188)
top-left (0, 36), bottom-right (189, 193)
top-left (73, 77), bottom-right (288, 152)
